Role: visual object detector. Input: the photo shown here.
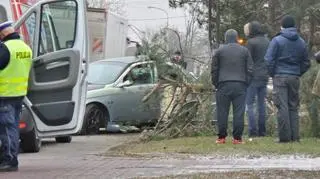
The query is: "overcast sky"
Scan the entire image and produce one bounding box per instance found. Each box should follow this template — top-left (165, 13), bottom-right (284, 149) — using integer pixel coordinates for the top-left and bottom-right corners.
top-left (124, 0), bottom-right (187, 41)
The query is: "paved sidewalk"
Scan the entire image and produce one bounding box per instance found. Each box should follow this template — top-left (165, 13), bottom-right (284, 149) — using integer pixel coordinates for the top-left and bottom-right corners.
top-left (2, 135), bottom-right (320, 179)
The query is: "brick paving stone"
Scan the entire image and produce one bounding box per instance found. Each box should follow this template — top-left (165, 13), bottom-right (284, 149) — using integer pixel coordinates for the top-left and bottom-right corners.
top-left (1, 135), bottom-right (320, 179)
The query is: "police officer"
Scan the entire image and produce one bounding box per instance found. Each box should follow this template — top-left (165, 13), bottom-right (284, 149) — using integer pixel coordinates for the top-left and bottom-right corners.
top-left (0, 21), bottom-right (32, 172)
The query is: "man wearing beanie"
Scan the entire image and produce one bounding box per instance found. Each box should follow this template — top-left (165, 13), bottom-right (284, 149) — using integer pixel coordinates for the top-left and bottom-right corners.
top-left (265, 15), bottom-right (310, 143)
top-left (212, 29), bottom-right (253, 144)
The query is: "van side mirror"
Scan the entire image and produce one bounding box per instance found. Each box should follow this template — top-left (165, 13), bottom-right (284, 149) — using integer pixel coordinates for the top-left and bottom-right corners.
top-left (118, 80), bottom-right (133, 88)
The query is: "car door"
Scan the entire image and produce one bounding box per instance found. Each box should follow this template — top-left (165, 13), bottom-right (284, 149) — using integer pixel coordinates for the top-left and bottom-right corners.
top-left (128, 62), bottom-right (158, 123)
top-left (139, 62), bottom-right (160, 121)
top-left (110, 61), bottom-right (158, 125)
top-left (13, 0), bottom-right (88, 137)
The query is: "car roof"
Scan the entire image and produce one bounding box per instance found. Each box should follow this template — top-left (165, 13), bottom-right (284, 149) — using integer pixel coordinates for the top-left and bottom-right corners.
top-left (90, 56), bottom-right (148, 65)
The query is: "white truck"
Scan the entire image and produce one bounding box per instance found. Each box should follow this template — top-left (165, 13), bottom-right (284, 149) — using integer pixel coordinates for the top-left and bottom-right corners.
top-left (88, 7), bottom-right (129, 62)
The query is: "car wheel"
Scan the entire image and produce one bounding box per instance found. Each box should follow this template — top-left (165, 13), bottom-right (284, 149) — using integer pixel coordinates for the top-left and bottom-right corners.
top-left (81, 104), bottom-right (107, 135)
top-left (55, 136), bottom-right (72, 143)
top-left (20, 128), bottom-right (41, 153)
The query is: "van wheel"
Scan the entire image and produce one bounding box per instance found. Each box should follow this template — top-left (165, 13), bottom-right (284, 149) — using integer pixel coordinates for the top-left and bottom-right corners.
top-left (55, 136), bottom-right (72, 143)
top-left (20, 128), bottom-right (41, 153)
top-left (81, 104), bottom-right (107, 135)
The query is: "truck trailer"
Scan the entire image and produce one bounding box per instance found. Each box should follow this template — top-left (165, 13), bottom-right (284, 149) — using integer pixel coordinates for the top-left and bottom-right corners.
top-left (87, 7), bottom-right (129, 61)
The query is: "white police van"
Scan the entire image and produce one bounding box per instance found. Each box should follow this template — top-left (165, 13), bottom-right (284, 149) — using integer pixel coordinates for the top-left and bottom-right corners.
top-left (0, 0), bottom-right (88, 152)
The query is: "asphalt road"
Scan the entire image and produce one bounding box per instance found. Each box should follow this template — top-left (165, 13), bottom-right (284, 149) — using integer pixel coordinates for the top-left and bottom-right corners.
top-left (2, 134), bottom-right (320, 179)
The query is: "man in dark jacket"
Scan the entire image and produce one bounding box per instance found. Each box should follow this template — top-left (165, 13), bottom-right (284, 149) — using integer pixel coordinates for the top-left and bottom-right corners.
top-left (212, 29), bottom-right (253, 144)
top-left (265, 15), bottom-right (310, 143)
top-left (243, 21), bottom-right (270, 137)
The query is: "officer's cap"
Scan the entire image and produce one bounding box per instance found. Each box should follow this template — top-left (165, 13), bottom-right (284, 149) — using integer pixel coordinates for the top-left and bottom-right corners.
top-left (0, 21), bottom-right (13, 32)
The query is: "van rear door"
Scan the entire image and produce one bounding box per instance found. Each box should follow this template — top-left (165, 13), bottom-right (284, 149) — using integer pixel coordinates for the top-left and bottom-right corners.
top-left (13, 0), bottom-right (88, 137)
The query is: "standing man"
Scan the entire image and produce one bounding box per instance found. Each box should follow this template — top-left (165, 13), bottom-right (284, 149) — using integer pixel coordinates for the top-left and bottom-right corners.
top-left (265, 15), bottom-right (310, 143)
top-left (0, 21), bottom-right (33, 172)
top-left (212, 29), bottom-right (253, 144)
top-left (243, 21), bottom-right (270, 137)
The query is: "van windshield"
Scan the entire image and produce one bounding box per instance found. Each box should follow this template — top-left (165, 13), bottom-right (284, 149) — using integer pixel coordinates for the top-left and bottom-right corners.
top-left (87, 61), bottom-right (127, 85)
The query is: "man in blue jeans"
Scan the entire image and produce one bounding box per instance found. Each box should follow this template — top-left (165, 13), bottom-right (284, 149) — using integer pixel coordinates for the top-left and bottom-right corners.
top-left (244, 21), bottom-right (270, 137)
top-left (265, 15), bottom-right (310, 143)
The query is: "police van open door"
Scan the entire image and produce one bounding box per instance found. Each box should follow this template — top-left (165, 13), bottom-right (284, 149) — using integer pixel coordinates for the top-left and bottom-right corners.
top-left (12, 0), bottom-right (88, 137)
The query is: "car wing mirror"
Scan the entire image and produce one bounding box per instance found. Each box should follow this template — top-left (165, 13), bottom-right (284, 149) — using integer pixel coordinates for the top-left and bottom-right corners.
top-left (66, 40), bottom-right (74, 48)
top-left (118, 80), bottom-right (133, 88)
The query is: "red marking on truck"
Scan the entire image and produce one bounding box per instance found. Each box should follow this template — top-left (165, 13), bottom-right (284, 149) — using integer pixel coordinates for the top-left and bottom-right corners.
top-left (10, 0), bottom-right (31, 45)
top-left (92, 38), bottom-right (103, 53)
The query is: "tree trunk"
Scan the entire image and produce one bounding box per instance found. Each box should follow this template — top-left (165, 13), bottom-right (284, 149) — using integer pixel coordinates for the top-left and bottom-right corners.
top-left (268, 0), bottom-right (277, 35)
top-left (208, 0), bottom-right (214, 50)
top-left (215, 0), bottom-right (221, 45)
top-left (309, 14), bottom-right (316, 53)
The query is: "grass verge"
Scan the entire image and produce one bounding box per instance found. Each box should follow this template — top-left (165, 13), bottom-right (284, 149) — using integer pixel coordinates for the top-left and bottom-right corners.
top-left (107, 136), bottom-right (320, 158)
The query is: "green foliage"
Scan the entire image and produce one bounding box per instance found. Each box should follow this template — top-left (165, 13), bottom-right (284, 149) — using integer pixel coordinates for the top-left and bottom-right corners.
top-left (169, 0), bottom-right (320, 42)
top-left (300, 61), bottom-right (320, 138)
top-left (300, 61), bottom-right (318, 104)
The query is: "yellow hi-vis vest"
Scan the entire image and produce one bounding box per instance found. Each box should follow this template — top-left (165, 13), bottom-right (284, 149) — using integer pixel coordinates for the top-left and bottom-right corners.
top-left (0, 39), bottom-right (32, 97)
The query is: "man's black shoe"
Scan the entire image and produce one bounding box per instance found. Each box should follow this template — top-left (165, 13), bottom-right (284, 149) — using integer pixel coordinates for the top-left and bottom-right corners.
top-left (0, 164), bottom-right (18, 172)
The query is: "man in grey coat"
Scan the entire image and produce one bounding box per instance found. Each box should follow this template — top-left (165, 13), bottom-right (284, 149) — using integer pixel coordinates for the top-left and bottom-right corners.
top-left (212, 29), bottom-right (253, 144)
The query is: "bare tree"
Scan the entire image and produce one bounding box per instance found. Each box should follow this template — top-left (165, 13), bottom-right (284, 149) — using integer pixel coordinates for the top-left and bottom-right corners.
top-left (87, 0), bottom-right (105, 8)
top-left (87, 0), bottom-right (126, 16)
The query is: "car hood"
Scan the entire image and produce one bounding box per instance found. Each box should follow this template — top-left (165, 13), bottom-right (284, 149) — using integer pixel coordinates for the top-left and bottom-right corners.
top-left (86, 83), bottom-right (120, 99)
top-left (87, 84), bottom-right (106, 91)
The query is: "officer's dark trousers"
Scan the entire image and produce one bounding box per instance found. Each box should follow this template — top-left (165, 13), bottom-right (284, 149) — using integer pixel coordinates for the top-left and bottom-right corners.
top-left (0, 99), bottom-right (22, 166)
top-left (273, 75), bottom-right (300, 142)
top-left (216, 82), bottom-right (247, 140)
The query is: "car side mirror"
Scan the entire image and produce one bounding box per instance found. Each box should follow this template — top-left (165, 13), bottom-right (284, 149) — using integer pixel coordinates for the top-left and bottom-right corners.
top-left (118, 80), bottom-right (133, 88)
top-left (66, 40), bottom-right (74, 48)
